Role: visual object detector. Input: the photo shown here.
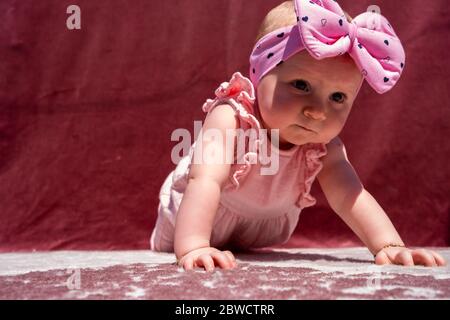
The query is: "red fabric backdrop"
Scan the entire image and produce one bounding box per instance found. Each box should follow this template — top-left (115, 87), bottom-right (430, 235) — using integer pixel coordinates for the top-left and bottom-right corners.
top-left (0, 0), bottom-right (448, 251)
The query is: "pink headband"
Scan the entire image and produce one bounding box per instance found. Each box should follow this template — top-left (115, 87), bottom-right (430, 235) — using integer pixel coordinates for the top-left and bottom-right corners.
top-left (249, 0), bottom-right (406, 94)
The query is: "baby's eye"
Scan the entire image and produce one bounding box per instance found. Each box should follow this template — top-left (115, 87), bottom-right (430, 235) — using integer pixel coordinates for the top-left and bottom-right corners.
top-left (330, 92), bottom-right (346, 104)
top-left (292, 80), bottom-right (310, 92)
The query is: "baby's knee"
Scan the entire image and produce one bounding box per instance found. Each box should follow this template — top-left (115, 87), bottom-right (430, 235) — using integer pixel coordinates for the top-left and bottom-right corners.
top-left (150, 230), bottom-right (175, 253)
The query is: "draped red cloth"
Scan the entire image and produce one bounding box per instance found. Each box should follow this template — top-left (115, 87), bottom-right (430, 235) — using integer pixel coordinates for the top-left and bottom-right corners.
top-left (0, 0), bottom-right (448, 251)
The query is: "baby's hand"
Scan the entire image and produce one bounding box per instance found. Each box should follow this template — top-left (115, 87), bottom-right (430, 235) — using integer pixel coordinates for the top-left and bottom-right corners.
top-left (177, 247), bottom-right (237, 272)
top-left (375, 247), bottom-right (447, 267)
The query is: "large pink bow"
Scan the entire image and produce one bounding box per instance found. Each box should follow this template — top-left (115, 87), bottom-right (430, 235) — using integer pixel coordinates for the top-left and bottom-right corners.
top-left (249, 0), bottom-right (406, 94)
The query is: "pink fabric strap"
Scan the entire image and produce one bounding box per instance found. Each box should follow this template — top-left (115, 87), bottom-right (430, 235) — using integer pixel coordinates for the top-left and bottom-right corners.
top-left (249, 0), bottom-right (406, 94)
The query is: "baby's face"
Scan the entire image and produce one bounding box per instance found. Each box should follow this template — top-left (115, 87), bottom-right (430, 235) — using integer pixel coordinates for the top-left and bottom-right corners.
top-left (256, 50), bottom-right (363, 148)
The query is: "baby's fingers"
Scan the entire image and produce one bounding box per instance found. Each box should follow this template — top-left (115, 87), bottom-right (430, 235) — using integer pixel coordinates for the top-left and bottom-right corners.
top-left (393, 250), bottom-right (414, 266)
top-left (374, 250), bottom-right (392, 265)
top-left (196, 254), bottom-right (215, 272)
top-left (211, 251), bottom-right (234, 269)
top-left (430, 250), bottom-right (447, 266)
top-left (181, 256), bottom-right (195, 271)
top-left (411, 249), bottom-right (437, 267)
top-left (223, 250), bottom-right (237, 267)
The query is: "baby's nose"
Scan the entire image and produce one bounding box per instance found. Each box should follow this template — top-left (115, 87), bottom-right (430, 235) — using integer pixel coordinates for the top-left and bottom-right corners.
top-left (303, 106), bottom-right (326, 121)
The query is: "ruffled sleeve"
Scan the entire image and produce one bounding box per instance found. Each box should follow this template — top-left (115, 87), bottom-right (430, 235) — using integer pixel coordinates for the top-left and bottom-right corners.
top-left (201, 72), bottom-right (262, 189)
top-left (202, 72), bottom-right (256, 116)
top-left (296, 143), bottom-right (328, 208)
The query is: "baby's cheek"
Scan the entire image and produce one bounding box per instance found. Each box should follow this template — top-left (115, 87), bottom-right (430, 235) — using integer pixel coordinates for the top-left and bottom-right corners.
top-left (271, 106), bottom-right (296, 127)
top-left (273, 96), bottom-right (300, 119)
top-left (337, 110), bottom-right (352, 128)
top-left (259, 102), bottom-right (288, 126)
top-left (324, 117), bottom-right (347, 138)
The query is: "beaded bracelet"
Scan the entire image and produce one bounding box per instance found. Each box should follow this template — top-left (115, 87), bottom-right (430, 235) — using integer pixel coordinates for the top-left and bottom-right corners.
top-left (373, 243), bottom-right (405, 258)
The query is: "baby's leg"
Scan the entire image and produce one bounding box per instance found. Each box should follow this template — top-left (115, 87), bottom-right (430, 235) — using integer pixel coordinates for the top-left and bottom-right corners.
top-left (150, 202), bottom-right (176, 253)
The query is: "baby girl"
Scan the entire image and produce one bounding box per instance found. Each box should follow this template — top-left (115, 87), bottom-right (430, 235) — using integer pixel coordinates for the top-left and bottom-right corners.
top-left (150, 0), bottom-right (447, 271)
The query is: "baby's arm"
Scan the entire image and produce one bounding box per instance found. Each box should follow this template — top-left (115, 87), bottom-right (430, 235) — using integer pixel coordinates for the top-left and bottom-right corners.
top-left (317, 137), bottom-right (446, 267)
top-left (174, 104), bottom-right (239, 271)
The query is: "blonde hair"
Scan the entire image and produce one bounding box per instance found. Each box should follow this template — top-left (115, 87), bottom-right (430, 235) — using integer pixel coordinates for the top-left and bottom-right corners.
top-left (255, 1), bottom-right (353, 44)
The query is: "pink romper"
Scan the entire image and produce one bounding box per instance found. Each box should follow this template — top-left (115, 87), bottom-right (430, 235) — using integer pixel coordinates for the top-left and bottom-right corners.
top-left (150, 72), bottom-right (327, 252)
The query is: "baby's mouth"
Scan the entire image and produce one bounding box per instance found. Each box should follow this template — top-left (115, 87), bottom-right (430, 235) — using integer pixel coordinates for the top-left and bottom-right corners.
top-left (294, 124), bottom-right (315, 133)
